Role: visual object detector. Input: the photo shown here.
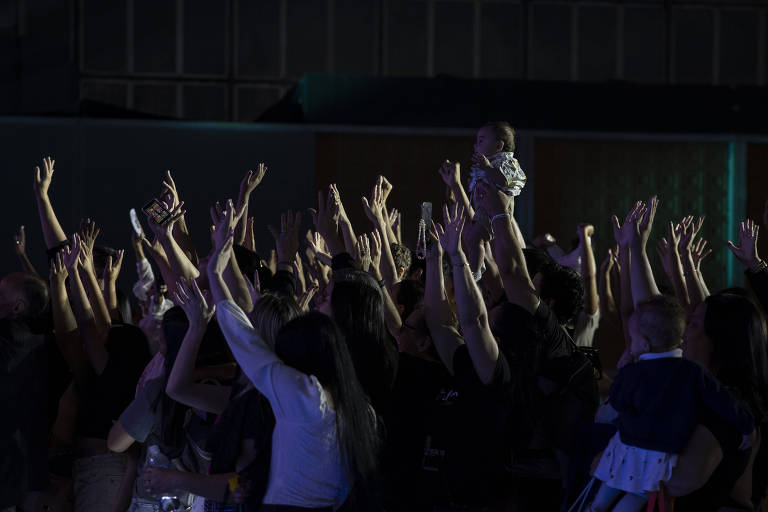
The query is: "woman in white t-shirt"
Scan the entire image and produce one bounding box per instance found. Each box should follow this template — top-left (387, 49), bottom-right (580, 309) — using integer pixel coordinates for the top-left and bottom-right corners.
top-left (209, 232), bottom-right (381, 511)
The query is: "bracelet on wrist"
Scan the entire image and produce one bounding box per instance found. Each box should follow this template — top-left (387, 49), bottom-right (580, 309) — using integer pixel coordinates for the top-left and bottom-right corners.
top-left (377, 278), bottom-right (386, 288)
top-left (491, 213), bottom-right (510, 223)
top-left (277, 260), bottom-right (293, 266)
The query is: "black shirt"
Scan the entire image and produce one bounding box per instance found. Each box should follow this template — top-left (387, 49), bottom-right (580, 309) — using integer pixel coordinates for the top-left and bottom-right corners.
top-left (383, 346), bottom-right (511, 508)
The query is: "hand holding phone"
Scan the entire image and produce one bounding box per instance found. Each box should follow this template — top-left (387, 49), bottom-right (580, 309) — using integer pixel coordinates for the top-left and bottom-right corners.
top-left (142, 199), bottom-right (171, 225)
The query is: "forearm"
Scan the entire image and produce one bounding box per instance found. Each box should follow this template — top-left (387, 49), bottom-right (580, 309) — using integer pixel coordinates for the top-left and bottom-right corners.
top-left (380, 284), bottom-right (403, 336)
top-left (581, 238), bottom-right (599, 315)
top-left (682, 252), bottom-right (708, 307)
top-left (377, 220), bottom-right (399, 287)
top-left (383, 211), bottom-right (398, 247)
top-left (208, 271), bottom-right (234, 305)
top-left (167, 322), bottom-right (230, 415)
top-left (667, 252), bottom-right (691, 311)
top-left (424, 254), bottom-right (461, 374)
top-left (68, 270), bottom-right (108, 373)
top-left (451, 253), bottom-right (498, 384)
top-left (223, 258), bottom-right (254, 314)
top-left (628, 243), bottom-right (659, 306)
top-left (17, 252), bottom-right (39, 277)
top-left (234, 198), bottom-right (249, 246)
top-left (174, 218), bottom-right (199, 266)
top-left (160, 235), bottom-right (200, 285)
top-left (598, 269), bottom-right (617, 317)
top-left (450, 182), bottom-right (474, 220)
top-left (492, 216), bottom-right (538, 312)
top-left (105, 279), bottom-right (118, 314)
top-left (35, 194), bottom-right (67, 249)
top-left (51, 281), bottom-right (87, 374)
top-left (82, 266), bottom-right (112, 330)
top-left (338, 214), bottom-right (359, 256)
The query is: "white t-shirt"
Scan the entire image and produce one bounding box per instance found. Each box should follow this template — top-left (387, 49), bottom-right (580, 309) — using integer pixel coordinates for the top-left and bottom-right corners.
top-left (216, 300), bottom-right (351, 510)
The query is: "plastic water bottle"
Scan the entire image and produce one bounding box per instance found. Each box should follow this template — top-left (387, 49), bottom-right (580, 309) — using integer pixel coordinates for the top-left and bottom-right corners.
top-left (147, 445), bottom-right (182, 511)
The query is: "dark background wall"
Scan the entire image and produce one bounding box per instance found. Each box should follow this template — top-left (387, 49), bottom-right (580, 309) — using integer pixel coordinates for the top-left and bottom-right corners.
top-left (4, 0), bottom-right (768, 121)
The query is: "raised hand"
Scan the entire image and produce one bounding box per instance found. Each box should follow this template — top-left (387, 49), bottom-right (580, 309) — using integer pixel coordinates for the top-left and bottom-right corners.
top-left (656, 221), bottom-right (682, 278)
top-left (50, 250), bottom-right (69, 286)
top-left (611, 201), bottom-right (644, 247)
top-left (426, 222), bottom-right (443, 260)
top-left (161, 170), bottom-right (181, 209)
top-left (79, 218), bottom-right (101, 254)
top-left (727, 219), bottom-right (762, 270)
top-left (297, 281), bottom-right (319, 312)
top-left (62, 234), bottom-right (82, 271)
top-left (471, 152), bottom-right (493, 172)
top-left (438, 160), bottom-right (461, 189)
top-left (103, 249), bottom-right (125, 284)
top-left (636, 195), bottom-right (659, 247)
top-left (13, 226), bottom-right (26, 257)
top-left (361, 179), bottom-right (386, 225)
top-left (211, 199), bottom-right (237, 250)
top-left (329, 183), bottom-right (349, 220)
top-left (355, 233), bottom-right (372, 273)
top-left (33, 156), bottom-right (55, 197)
top-left (309, 188), bottom-right (339, 243)
top-left (240, 163), bottom-right (267, 198)
top-left (174, 277), bottom-right (216, 326)
top-left (245, 270), bottom-right (261, 305)
top-left (379, 175), bottom-right (394, 204)
top-left (678, 215), bottom-right (704, 254)
top-left (691, 237), bottom-right (712, 271)
top-left (436, 203), bottom-right (467, 258)
top-left (268, 210), bottom-right (302, 263)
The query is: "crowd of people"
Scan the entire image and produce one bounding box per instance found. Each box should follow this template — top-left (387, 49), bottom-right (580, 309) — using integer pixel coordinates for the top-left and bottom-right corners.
top-left (2, 122), bottom-right (768, 512)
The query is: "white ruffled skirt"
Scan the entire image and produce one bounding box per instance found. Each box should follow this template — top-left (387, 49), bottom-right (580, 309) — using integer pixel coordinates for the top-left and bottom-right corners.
top-left (594, 432), bottom-right (678, 494)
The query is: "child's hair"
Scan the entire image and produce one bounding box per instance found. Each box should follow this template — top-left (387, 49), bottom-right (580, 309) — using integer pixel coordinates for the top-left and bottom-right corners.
top-left (635, 295), bottom-right (686, 351)
top-left (483, 122), bottom-right (516, 153)
top-left (390, 243), bottom-right (412, 275)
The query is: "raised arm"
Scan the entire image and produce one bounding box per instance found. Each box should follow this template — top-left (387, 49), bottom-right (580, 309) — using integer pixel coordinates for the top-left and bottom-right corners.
top-left (656, 221), bottom-right (690, 310)
top-left (13, 226), bottom-right (39, 276)
top-left (475, 181), bottom-right (539, 314)
top-left (213, 199), bottom-right (253, 313)
top-left (578, 224), bottom-right (599, 316)
top-left (309, 188), bottom-right (345, 257)
top-left (364, 230), bottom-right (402, 336)
top-left (78, 219), bottom-right (112, 330)
top-left (32, 156), bottom-right (68, 249)
top-left (362, 177), bottom-right (399, 288)
top-left (728, 220), bottom-right (768, 311)
top-left (424, 222), bottom-right (463, 374)
top-left (436, 204), bottom-right (497, 384)
top-left (378, 176), bottom-right (399, 244)
top-left (598, 248), bottom-right (618, 319)
top-left (166, 278), bottom-right (231, 415)
top-left (102, 250), bottom-right (125, 321)
top-left (680, 216), bottom-right (709, 308)
top-left (614, 197), bottom-right (660, 306)
top-left (329, 183), bottom-right (359, 256)
top-left (234, 164), bottom-right (267, 245)
top-left (438, 161), bottom-right (474, 220)
top-left (146, 200), bottom-right (199, 286)
top-left (49, 250), bottom-right (88, 378)
top-left (161, 170), bottom-right (198, 266)
top-left (63, 235), bottom-right (109, 374)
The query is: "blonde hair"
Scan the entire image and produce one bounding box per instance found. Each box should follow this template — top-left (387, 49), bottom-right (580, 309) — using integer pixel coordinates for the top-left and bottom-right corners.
top-left (249, 293), bottom-right (301, 349)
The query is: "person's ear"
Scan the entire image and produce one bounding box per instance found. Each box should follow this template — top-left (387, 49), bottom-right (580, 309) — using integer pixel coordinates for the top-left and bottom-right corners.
top-left (496, 139), bottom-right (505, 153)
top-left (11, 299), bottom-right (25, 317)
top-left (397, 267), bottom-right (405, 279)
